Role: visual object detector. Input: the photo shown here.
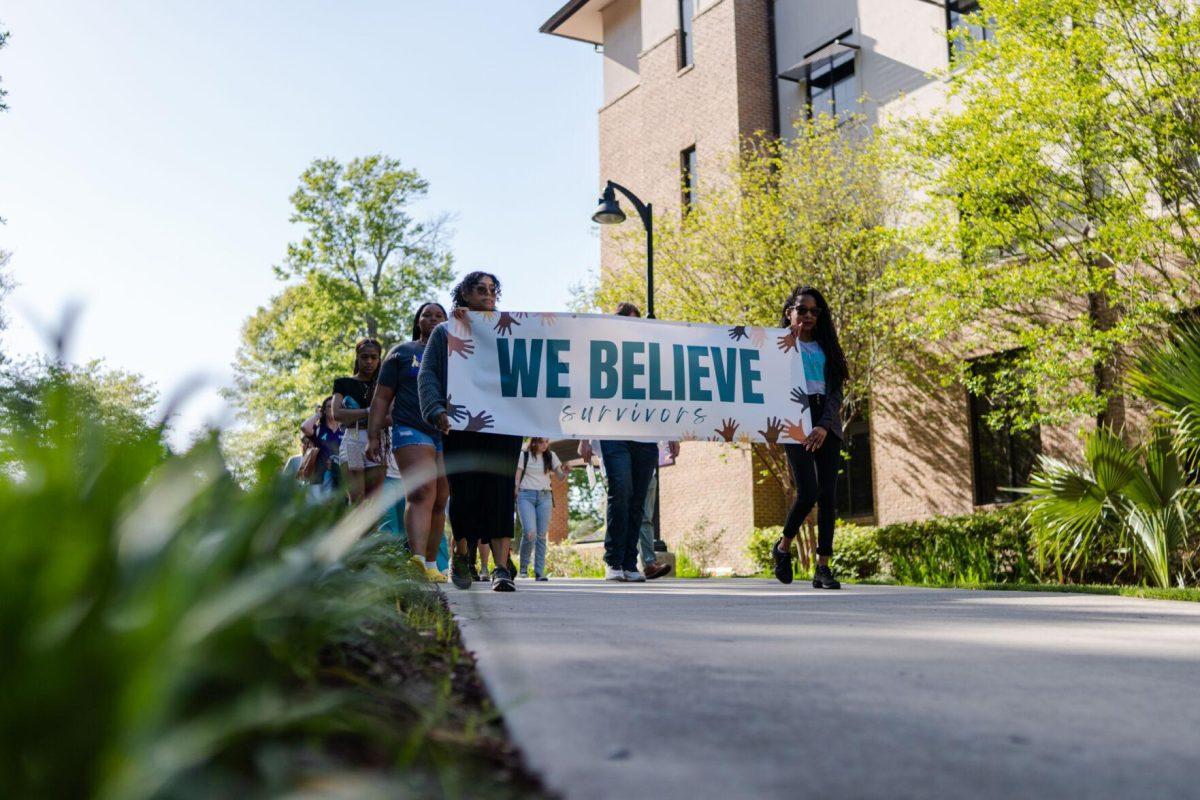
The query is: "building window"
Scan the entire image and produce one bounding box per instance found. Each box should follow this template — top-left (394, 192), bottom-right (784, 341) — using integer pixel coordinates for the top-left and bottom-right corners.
top-left (968, 351), bottom-right (1041, 505)
top-left (678, 0), bottom-right (694, 69)
top-left (681, 145), bottom-right (697, 210)
top-left (836, 412), bottom-right (875, 519)
top-left (947, 0), bottom-right (993, 58)
top-left (806, 42), bottom-right (856, 121)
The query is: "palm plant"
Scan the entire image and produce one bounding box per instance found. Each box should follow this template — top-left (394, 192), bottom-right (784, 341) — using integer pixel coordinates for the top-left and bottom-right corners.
top-left (1026, 323), bottom-right (1200, 588)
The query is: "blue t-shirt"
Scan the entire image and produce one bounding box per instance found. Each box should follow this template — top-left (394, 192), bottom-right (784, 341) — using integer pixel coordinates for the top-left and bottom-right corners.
top-left (799, 340), bottom-right (826, 394)
top-left (378, 339), bottom-right (438, 436)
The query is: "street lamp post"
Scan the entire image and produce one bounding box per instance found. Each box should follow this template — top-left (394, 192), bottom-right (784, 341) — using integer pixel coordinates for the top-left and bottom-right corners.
top-left (591, 180), bottom-right (667, 553)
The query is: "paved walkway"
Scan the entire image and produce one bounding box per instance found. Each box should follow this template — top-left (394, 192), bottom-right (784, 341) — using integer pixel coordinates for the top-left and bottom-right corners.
top-left (444, 579), bottom-right (1200, 800)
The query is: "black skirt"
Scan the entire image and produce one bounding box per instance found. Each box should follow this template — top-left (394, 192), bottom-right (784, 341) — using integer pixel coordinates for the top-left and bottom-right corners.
top-left (442, 430), bottom-right (523, 544)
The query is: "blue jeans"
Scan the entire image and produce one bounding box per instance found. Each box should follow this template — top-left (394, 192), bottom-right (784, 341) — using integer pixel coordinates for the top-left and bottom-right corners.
top-left (639, 470), bottom-right (658, 568)
top-left (600, 440), bottom-right (658, 571)
top-left (517, 488), bottom-right (552, 577)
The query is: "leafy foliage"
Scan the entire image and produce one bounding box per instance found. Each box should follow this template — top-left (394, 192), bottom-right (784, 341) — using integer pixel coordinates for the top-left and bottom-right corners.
top-left (597, 116), bottom-right (908, 429)
top-left (226, 156), bottom-right (455, 472)
top-left (893, 0), bottom-right (1200, 431)
top-left (0, 361), bottom-right (531, 798)
top-left (873, 505), bottom-right (1041, 586)
top-left (1028, 322), bottom-right (1200, 588)
top-left (0, 356), bottom-right (164, 459)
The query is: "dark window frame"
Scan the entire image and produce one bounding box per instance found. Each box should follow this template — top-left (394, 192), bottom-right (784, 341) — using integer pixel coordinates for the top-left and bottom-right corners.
top-left (946, 0), bottom-right (993, 61)
top-left (680, 145), bottom-right (697, 211)
top-left (678, 0), bottom-right (694, 69)
top-left (835, 410), bottom-right (875, 520)
top-left (804, 30), bottom-right (857, 121)
top-left (967, 351), bottom-right (1042, 506)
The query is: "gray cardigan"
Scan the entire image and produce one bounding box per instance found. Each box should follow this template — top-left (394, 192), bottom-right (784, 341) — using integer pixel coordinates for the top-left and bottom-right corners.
top-left (417, 322), bottom-right (451, 427)
top-left (811, 379), bottom-right (844, 441)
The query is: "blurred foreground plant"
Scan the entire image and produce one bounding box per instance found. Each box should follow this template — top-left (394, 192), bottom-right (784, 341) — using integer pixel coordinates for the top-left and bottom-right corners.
top-left (0, 364), bottom-right (446, 798)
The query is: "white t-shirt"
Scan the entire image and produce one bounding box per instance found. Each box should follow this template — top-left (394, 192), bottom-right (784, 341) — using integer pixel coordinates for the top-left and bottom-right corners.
top-left (518, 449), bottom-right (562, 491)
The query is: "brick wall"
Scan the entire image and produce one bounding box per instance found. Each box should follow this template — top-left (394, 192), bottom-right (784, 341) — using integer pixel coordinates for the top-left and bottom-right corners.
top-left (660, 441), bottom-right (758, 573)
top-left (869, 370), bottom-right (976, 524)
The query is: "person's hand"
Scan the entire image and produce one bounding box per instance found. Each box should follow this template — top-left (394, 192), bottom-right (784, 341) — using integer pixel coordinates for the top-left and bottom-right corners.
top-left (668, 441), bottom-right (680, 459)
top-left (434, 412), bottom-right (452, 434)
top-left (464, 409), bottom-right (494, 432)
top-left (805, 425), bottom-right (828, 451)
top-left (365, 436), bottom-right (383, 464)
top-left (578, 440), bottom-right (593, 462)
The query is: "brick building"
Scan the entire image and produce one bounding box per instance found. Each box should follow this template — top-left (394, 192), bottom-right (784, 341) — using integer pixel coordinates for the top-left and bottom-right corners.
top-left (540, 0), bottom-right (1058, 570)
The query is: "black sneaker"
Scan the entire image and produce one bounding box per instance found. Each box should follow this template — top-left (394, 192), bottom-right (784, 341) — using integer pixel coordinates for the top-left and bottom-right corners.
top-left (771, 538), bottom-right (794, 584)
top-left (535, 575), bottom-right (549, 582)
top-left (506, 556), bottom-right (518, 578)
top-left (492, 566), bottom-right (516, 592)
top-left (813, 564), bottom-right (842, 590)
top-left (451, 554), bottom-right (472, 590)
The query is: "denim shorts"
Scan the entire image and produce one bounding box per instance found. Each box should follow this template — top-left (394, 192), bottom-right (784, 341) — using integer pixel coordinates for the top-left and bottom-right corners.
top-left (392, 424), bottom-right (443, 452)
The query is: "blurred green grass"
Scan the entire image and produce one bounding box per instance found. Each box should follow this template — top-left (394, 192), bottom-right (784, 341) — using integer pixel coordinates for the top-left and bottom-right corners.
top-left (0, 367), bottom-right (546, 798)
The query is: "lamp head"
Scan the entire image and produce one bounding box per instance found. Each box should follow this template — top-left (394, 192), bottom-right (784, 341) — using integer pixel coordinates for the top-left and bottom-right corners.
top-left (591, 188), bottom-right (626, 225)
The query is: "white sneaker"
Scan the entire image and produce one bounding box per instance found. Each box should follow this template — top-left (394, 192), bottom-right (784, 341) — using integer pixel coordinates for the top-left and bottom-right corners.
top-left (624, 569), bottom-right (647, 582)
top-left (605, 566), bottom-right (626, 581)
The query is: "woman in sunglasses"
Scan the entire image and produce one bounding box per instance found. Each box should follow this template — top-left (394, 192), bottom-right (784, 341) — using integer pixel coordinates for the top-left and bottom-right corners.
top-left (418, 271), bottom-right (524, 592)
top-left (771, 286), bottom-right (848, 590)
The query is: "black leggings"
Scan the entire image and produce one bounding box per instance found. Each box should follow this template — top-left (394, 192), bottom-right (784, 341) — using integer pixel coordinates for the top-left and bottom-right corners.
top-left (782, 436), bottom-right (842, 557)
top-left (443, 430), bottom-right (522, 545)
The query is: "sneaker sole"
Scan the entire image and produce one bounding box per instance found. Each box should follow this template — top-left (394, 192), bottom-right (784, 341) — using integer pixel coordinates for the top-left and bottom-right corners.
top-left (492, 581), bottom-right (516, 592)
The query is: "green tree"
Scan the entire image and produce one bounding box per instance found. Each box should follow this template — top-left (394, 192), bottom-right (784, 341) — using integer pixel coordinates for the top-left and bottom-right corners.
top-left (595, 117), bottom-right (915, 504)
top-left (226, 156), bottom-right (454, 472)
top-left (0, 356), bottom-right (165, 459)
top-left (894, 0), bottom-right (1200, 435)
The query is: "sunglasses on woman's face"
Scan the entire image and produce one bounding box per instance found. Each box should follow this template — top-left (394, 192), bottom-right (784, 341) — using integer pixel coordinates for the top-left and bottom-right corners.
top-left (473, 284), bottom-right (498, 296)
top-left (794, 306), bottom-right (821, 318)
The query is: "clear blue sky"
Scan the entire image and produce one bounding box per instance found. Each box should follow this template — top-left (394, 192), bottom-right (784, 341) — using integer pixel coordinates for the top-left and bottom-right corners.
top-left (0, 1), bottom-right (601, 443)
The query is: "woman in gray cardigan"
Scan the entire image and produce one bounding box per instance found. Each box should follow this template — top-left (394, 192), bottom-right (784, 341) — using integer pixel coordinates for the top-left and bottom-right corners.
top-left (771, 286), bottom-right (849, 590)
top-left (418, 271), bottom-right (524, 592)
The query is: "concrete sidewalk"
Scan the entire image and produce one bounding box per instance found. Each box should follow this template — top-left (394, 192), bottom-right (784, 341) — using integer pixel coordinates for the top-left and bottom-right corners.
top-left (444, 579), bottom-right (1200, 800)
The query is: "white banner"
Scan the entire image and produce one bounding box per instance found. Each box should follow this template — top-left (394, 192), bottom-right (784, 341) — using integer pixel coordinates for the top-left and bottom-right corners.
top-left (444, 311), bottom-right (813, 444)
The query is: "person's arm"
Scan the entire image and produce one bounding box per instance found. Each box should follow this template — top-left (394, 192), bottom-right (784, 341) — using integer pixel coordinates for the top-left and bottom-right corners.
top-left (366, 383), bottom-right (395, 464)
top-left (551, 451), bottom-right (566, 479)
top-left (418, 324), bottom-right (451, 433)
top-left (300, 413), bottom-right (319, 442)
top-left (578, 439), bottom-right (593, 462)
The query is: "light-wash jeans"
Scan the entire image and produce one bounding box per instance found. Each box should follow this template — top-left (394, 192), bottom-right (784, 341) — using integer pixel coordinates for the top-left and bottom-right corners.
top-left (517, 488), bottom-right (553, 577)
top-left (640, 470), bottom-right (658, 569)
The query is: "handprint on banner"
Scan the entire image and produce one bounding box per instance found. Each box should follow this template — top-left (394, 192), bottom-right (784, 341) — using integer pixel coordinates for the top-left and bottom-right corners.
top-left (464, 409), bottom-right (495, 432)
top-left (452, 307), bottom-right (472, 336)
top-left (513, 312), bottom-right (530, 319)
top-left (539, 312), bottom-right (558, 326)
top-left (448, 333), bottom-right (475, 359)
top-left (748, 327), bottom-right (767, 347)
top-left (727, 326), bottom-right (749, 342)
top-left (445, 394), bottom-right (467, 423)
top-left (714, 418), bottom-right (740, 442)
top-left (494, 312), bottom-right (522, 336)
top-left (757, 417), bottom-right (784, 445)
top-left (789, 387), bottom-right (810, 413)
top-left (777, 330), bottom-right (799, 353)
top-left (681, 430), bottom-right (697, 441)
top-left (478, 310), bottom-right (496, 321)
top-left (784, 419), bottom-right (808, 442)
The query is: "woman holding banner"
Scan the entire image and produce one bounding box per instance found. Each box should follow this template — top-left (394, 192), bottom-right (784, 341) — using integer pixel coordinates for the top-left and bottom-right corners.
top-left (418, 271), bottom-right (524, 592)
top-left (771, 287), bottom-right (847, 590)
top-left (367, 301), bottom-right (450, 583)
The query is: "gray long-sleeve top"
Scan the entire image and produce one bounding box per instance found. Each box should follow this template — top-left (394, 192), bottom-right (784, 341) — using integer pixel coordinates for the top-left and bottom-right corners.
top-left (812, 378), bottom-right (844, 441)
top-left (417, 321), bottom-right (450, 427)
